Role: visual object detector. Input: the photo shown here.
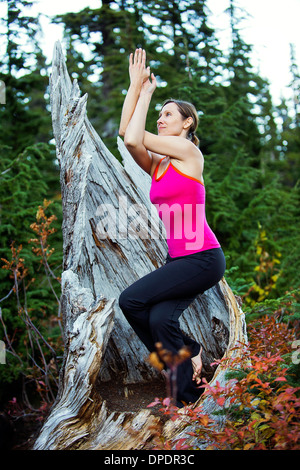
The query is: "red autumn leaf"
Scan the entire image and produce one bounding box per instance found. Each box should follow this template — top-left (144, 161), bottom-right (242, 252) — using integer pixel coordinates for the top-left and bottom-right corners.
top-left (217, 396), bottom-right (226, 406)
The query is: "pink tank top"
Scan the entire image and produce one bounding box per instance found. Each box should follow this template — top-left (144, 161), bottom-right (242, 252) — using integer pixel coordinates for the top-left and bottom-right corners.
top-left (150, 157), bottom-right (220, 257)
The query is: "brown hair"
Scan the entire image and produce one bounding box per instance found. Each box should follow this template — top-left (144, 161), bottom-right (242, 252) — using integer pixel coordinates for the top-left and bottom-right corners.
top-left (161, 99), bottom-right (200, 147)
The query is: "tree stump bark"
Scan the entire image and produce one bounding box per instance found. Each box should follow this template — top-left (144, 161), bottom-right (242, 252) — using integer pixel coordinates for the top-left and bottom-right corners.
top-left (33, 42), bottom-right (247, 450)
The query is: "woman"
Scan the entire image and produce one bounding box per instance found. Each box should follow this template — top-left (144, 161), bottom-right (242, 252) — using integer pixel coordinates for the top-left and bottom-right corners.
top-left (118, 49), bottom-right (225, 407)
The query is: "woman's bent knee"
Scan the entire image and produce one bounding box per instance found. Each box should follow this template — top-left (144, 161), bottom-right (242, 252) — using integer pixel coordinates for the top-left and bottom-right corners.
top-left (118, 289), bottom-right (129, 312)
top-left (118, 287), bottom-right (143, 313)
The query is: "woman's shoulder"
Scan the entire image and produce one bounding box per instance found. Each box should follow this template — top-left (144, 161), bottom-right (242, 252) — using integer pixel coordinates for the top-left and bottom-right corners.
top-left (147, 140), bottom-right (203, 178)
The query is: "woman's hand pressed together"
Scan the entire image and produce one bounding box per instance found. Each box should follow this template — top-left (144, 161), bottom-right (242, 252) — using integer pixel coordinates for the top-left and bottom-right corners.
top-left (129, 48), bottom-right (150, 89)
top-left (119, 48), bottom-right (150, 137)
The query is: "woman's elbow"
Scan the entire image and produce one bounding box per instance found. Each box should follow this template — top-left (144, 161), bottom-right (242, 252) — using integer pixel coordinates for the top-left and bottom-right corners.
top-left (124, 134), bottom-right (138, 148)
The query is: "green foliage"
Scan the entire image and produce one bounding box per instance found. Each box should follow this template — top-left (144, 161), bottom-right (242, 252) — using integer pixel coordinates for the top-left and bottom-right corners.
top-left (0, 143), bottom-right (62, 285)
top-left (0, 0), bottom-right (62, 405)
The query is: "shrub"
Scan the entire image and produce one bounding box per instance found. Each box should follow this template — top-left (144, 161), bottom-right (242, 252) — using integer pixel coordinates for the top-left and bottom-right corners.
top-left (148, 295), bottom-right (300, 450)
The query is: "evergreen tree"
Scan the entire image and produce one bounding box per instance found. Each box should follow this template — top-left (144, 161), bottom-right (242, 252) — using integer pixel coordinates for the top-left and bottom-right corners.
top-left (276, 44), bottom-right (300, 187)
top-left (223, 0), bottom-right (263, 160)
top-left (0, 0), bottom-right (52, 149)
top-left (0, 1), bottom-right (62, 391)
top-left (0, 0), bottom-right (60, 213)
top-left (269, 46), bottom-right (300, 294)
top-left (0, 0), bottom-right (61, 258)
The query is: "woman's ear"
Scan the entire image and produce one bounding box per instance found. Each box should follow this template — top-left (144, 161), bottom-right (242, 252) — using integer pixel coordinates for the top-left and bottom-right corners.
top-left (183, 117), bottom-right (193, 130)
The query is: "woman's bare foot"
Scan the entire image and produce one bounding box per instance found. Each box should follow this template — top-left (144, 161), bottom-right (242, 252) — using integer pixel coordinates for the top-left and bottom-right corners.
top-left (191, 346), bottom-right (203, 385)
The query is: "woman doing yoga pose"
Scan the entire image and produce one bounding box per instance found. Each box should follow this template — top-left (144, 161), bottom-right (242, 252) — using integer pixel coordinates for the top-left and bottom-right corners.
top-left (118, 49), bottom-right (225, 407)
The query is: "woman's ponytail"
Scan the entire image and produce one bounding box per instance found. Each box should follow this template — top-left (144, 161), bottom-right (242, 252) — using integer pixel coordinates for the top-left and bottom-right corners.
top-left (189, 130), bottom-right (200, 147)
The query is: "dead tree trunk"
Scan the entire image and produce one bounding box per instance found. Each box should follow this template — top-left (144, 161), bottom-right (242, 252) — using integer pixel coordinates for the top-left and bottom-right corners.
top-left (33, 42), bottom-right (247, 450)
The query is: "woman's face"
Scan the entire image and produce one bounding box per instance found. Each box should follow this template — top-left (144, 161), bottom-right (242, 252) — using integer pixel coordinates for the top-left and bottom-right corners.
top-left (157, 102), bottom-right (191, 137)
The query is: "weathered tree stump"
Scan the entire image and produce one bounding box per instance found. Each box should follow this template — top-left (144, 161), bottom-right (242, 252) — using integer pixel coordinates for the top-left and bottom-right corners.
top-left (33, 42), bottom-right (247, 450)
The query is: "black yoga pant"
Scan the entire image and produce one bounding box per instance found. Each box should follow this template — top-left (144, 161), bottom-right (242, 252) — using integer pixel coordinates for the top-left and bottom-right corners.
top-left (119, 247), bottom-right (226, 406)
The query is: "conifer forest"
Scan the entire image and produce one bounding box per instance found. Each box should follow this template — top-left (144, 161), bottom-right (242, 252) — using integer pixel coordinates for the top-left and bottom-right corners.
top-left (0, 0), bottom-right (299, 451)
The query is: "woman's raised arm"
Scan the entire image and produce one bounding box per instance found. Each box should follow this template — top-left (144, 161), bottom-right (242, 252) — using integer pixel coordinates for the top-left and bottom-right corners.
top-left (123, 73), bottom-right (159, 174)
